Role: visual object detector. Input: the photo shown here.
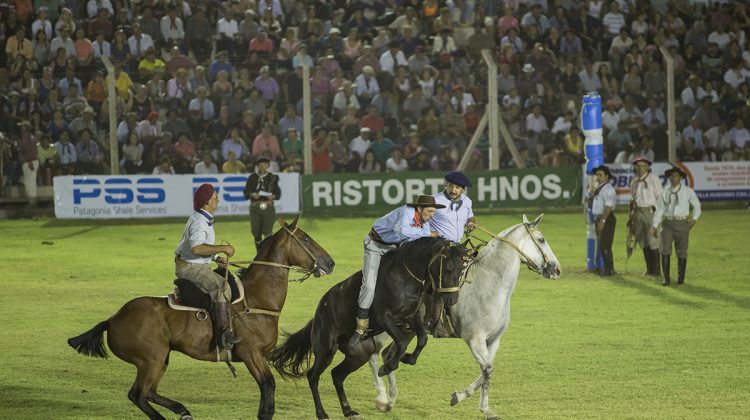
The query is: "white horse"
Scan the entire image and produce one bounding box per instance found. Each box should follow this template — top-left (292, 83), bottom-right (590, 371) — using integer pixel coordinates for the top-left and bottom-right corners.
top-left (369, 215), bottom-right (561, 419)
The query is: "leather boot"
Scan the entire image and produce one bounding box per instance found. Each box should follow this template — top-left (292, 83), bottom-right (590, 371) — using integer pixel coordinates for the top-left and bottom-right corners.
top-left (600, 249), bottom-right (615, 276)
top-left (661, 255), bottom-right (671, 286)
top-left (347, 318), bottom-right (369, 349)
top-left (651, 249), bottom-right (661, 277)
top-left (427, 296), bottom-right (450, 338)
top-left (642, 248), bottom-right (652, 276)
top-left (677, 257), bottom-right (687, 284)
top-left (213, 302), bottom-right (241, 350)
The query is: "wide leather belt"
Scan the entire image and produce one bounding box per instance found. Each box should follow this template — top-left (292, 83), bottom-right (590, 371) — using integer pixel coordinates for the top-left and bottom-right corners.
top-left (369, 228), bottom-right (395, 246)
top-left (665, 216), bottom-right (688, 221)
top-left (175, 257), bottom-right (189, 268)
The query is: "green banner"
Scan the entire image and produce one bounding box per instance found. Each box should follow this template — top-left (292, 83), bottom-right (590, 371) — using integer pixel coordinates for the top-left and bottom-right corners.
top-left (301, 166), bottom-right (582, 215)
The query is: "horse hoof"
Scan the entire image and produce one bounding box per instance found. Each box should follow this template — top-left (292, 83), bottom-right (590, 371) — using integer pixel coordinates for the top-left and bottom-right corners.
top-left (375, 399), bottom-right (391, 412)
top-left (400, 353), bottom-right (416, 365)
top-left (485, 414), bottom-right (500, 420)
top-left (180, 416), bottom-right (193, 420)
top-left (450, 392), bottom-right (460, 406)
top-left (348, 415), bottom-right (362, 420)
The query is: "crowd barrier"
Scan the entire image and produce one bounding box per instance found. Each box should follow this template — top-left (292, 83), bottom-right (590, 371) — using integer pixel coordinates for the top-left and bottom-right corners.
top-left (53, 162), bottom-right (749, 219)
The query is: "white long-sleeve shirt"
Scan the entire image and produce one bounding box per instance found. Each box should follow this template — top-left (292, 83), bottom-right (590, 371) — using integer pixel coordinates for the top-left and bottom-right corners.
top-left (652, 184), bottom-right (701, 227)
top-left (630, 171), bottom-right (663, 208)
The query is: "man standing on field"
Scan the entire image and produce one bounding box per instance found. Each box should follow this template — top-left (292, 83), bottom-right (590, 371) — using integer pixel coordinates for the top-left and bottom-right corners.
top-left (652, 167), bottom-right (701, 286)
top-left (629, 156), bottom-right (662, 276)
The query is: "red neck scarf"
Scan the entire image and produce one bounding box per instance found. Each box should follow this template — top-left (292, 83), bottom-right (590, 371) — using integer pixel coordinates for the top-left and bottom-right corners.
top-left (411, 209), bottom-right (423, 227)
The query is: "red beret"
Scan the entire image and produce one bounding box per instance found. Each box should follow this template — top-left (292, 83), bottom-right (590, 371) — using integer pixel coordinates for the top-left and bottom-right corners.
top-left (193, 183), bottom-right (215, 210)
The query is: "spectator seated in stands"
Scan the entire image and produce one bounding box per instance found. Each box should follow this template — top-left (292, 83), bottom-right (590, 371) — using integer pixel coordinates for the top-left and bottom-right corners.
top-left (222, 150), bottom-right (246, 174)
top-left (153, 157), bottom-right (176, 174)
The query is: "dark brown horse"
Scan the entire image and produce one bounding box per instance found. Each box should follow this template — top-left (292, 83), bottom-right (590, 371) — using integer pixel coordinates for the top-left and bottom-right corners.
top-left (68, 217), bottom-right (335, 420)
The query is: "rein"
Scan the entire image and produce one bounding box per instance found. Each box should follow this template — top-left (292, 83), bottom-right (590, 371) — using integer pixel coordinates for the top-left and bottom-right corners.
top-left (226, 224), bottom-right (320, 282)
top-left (403, 243), bottom-right (461, 294)
top-left (222, 224), bottom-right (323, 319)
top-left (473, 223), bottom-right (551, 274)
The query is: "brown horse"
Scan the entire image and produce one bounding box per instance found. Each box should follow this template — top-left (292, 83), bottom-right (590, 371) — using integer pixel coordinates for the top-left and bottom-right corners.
top-left (67, 217), bottom-right (335, 420)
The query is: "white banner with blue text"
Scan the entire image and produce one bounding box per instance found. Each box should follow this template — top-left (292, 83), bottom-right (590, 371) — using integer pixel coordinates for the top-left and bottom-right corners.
top-left (53, 174), bottom-right (300, 218)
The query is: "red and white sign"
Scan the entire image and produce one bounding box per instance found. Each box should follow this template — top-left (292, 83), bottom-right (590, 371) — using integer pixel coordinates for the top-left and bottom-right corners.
top-left (582, 161), bottom-right (750, 205)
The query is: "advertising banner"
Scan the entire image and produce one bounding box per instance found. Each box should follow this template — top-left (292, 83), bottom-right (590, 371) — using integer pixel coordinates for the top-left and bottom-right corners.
top-left (53, 173), bottom-right (300, 219)
top-left (301, 167), bottom-right (583, 215)
top-left (581, 161), bottom-right (750, 205)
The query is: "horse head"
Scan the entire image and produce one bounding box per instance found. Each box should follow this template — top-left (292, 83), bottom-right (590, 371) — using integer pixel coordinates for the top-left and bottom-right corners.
top-left (510, 214), bottom-right (561, 279)
top-left (429, 241), bottom-right (469, 309)
top-left (278, 216), bottom-right (335, 278)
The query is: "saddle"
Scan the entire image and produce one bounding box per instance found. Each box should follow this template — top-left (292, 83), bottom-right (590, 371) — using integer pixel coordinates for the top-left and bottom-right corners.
top-left (167, 267), bottom-right (245, 315)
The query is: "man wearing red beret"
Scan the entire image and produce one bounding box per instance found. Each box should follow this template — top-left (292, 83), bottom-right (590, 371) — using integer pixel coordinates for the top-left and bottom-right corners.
top-left (174, 183), bottom-right (240, 350)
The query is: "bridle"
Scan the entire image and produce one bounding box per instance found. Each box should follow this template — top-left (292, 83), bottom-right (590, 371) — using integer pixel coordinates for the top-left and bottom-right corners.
top-left (474, 223), bottom-right (551, 274)
top-left (222, 224), bottom-right (325, 321)
top-left (228, 224), bottom-right (322, 282)
top-left (403, 242), bottom-right (462, 294)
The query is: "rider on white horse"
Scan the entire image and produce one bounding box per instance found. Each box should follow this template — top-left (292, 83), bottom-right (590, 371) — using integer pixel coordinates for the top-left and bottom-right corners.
top-left (428, 171), bottom-right (476, 337)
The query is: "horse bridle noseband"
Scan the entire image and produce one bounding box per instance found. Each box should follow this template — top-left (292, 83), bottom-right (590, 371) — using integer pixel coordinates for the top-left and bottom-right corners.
top-left (404, 243), bottom-right (462, 294)
top-left (474, 223), bottom-right (551, 274)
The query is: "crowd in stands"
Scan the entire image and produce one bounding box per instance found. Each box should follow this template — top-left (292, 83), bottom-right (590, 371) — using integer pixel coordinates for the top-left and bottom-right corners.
top-left (3, 0), bottom-right (750, 195)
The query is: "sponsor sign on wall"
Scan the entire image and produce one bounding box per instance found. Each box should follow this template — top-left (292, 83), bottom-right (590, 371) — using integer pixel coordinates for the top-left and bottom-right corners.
top-left (581, 161), bottom-right (750, 205)
top-left (53, 174), bottom-right (300, 218)
top-left (301, 167), bottom-right (582, 215)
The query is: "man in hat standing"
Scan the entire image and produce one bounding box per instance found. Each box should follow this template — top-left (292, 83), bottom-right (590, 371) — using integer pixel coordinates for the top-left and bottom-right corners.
top-left (175, 183), bottom-right (240, 350)
top-left (349, 195), bottom-right (445, 347)
top-left (588, 165), bottom-right (617, 276)
top-left (243, 157), bottom-right (281, 252)
top-left (629, 156), bottom-right (663, 276)
top-left (427, 171), bottom-right (475, 336)
top-left (652, 167), bottom-right (701, 285)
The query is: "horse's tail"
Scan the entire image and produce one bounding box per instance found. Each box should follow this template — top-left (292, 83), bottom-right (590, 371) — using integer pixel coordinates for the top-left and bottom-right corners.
top-left (267, 320), bottom-right (313, 380)
top-left (67, 320), bottom-right (109, 359)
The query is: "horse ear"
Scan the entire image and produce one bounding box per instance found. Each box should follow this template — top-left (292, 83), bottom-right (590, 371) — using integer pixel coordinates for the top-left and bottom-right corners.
top-left (531, 214), bottom-right (544, 227)
top-left (288, 214), bottom-right (300, 229)
top-left (277, 216), bottom-right (288, 227)
top-left (522, 214), bottom-right (530, 225)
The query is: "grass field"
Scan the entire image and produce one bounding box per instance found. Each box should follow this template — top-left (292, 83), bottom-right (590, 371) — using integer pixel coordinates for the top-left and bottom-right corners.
top-left (1, 209), bottom-right (749, 420)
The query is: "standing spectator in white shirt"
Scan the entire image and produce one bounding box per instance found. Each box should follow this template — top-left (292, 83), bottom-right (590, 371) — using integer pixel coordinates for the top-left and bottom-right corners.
top-left (160, 5), bottom-right (185, 51)
top-left (128, 23), bottom-right (155, 59)
top-left (354, 66), bottom-right (380, 103)
top-left (194, 152), bottom-right (219, 174)
top-left (379, 41), bottom-right (408, 75)
top-left (385, 147), bottom-right (409, 172)
top-left (216, 8), bottom-right (239, 55)
top-left (707, 24), bottom-right (731, 51)
top-left (349, 127), bottom-right (372, 162)
top-left (652, 167), bottom-right (701, 286)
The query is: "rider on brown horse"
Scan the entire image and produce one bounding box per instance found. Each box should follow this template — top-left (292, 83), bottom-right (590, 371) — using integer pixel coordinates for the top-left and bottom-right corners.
top-left (174, 183), bottom-right (241, 350)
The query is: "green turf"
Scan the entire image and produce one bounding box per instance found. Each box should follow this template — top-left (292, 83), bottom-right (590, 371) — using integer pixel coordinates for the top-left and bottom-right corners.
top-left (1, 209), bottom-right (749, 419)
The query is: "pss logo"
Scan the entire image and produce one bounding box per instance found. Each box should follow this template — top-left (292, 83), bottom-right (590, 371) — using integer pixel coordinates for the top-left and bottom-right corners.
top-left (73, 176), bottom-right (251, 204)
top-left (73, 178), bottom-right (166, 204)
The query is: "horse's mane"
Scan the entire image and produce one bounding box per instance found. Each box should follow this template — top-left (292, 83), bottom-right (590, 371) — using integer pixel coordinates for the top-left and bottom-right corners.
top-left (384, 237), bottom-right (449, 268)
top-left (497, 223), bottom-right (523, 238)
top-left (236, 230), bottom-right (284, 280)
top-left (254, 234), bottom-right (277, 258)
top-left (476, 223), bottom-right (524, 261)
